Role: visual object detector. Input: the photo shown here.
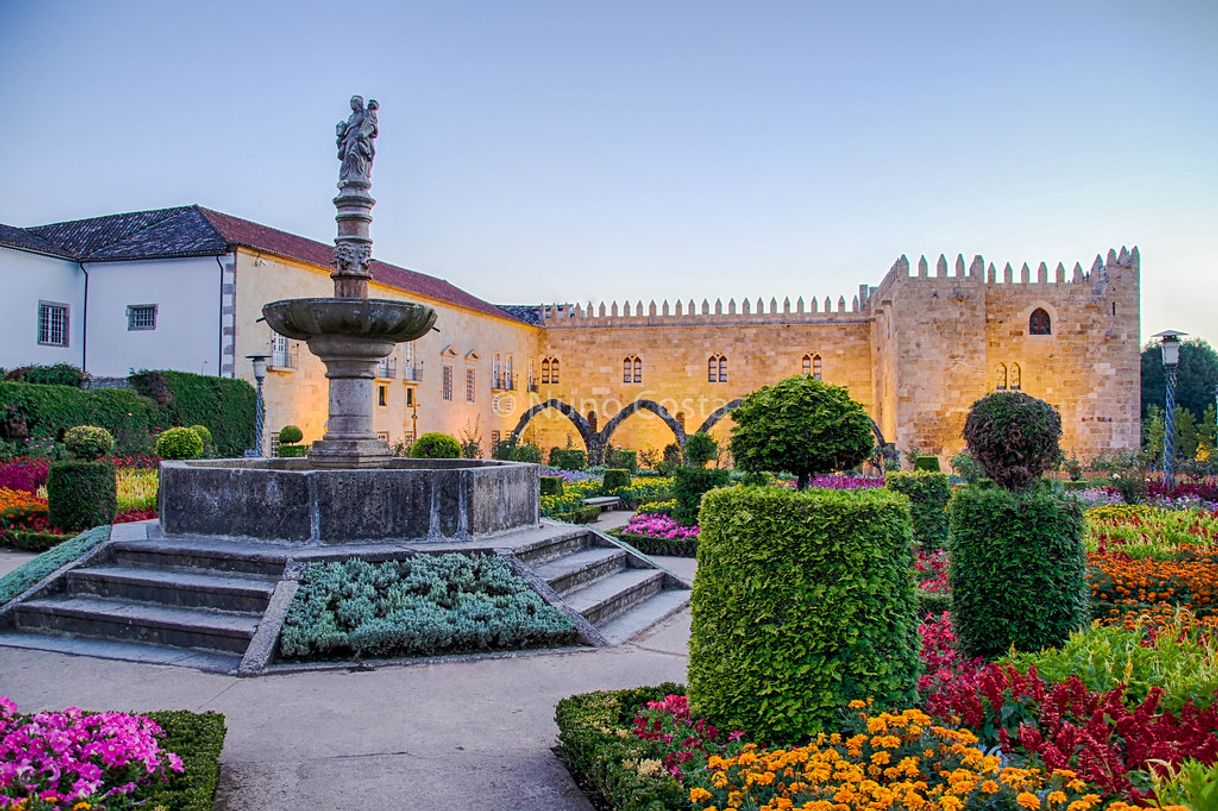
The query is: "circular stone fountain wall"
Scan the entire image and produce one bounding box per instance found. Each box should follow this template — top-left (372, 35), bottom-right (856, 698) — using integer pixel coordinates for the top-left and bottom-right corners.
top-left (159, 459), bottom-right (539, 544)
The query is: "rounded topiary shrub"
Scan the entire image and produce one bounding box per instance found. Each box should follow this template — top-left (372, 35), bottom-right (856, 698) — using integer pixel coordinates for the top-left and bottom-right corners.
top-left (949, 484), bottom-right (1087, 659)
top-left (62, 425), bottom-right (114, 461)
top-left (689, 486), bottom-right (918, 742)
top-left (913, 455), bottom-right (941, 472)
top-left (886, 470), bottom-right (950, 550)
top-left (672, 467), bottom-right (731, 526)
top-left (156, 427), bottom-right (204, 460)
top-left (47, 459), bottom-right (117, 531)
top-left (549, 448), bottom-right (587, 470)
top-left (279, 424), bottom-right (304, 444)
top-left (602, 468), bottom-right (630, 491)
top-left (730, 376), bottom-right (875, 489)
top-left (682, 432), bottom-right (719, 468)
top-left (411, 432), bottom-right (461, 459)
top-left (189, 423), bottom-right (214, 451)
top-left (963, 392), bottom-right (1062, 491)
top-left (540, 475), bottom-right (565, 496)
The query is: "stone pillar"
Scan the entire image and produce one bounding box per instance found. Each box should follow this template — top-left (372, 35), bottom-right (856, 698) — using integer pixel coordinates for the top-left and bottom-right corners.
top-left (331, 180), bottom-right (375, 299)
top-left (306, 331), bottom-right (396, 468)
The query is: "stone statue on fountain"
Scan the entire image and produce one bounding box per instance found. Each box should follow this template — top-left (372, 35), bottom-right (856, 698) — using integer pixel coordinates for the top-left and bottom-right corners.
top-left (336, 95), bottom-right (380, 185)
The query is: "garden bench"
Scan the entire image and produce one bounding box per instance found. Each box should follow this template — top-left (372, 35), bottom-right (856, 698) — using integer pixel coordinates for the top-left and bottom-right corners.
top-left (582, 496), bottom-right (621, 512)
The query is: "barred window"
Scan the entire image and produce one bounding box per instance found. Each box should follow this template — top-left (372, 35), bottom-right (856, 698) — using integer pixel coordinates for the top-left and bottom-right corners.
top-left (466, 368), bottom-right (476, 402)
top-left (127, 304), bottom-right (157, 331)
top-left (37, 302), bottom-right (69, 347)
top-left (443, 365), bottom-right (454, 401)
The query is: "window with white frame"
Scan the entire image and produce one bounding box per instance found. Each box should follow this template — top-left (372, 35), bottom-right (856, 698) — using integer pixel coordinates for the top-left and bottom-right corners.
top-left (37, 302), bottom-right (69, 347)
top-left (442, 365), bottom-right (454, 401)
top-left (126, 304), bottom-right (157, 331)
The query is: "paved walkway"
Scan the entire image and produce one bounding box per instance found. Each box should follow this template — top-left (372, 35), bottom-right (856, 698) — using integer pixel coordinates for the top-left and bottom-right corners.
top-left (0, 550), bottom-right (38, 578)
top-left (0, 555), bottom-right (696, 810)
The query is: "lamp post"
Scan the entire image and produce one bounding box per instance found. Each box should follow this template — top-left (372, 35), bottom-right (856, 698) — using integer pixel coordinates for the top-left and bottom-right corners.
top-left (247, 353), bottom-right (271, 457)
top-left (1152, 330), bottom-right (1187, 489)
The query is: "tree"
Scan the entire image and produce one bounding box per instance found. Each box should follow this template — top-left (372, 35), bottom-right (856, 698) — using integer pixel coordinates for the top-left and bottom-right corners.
top-left (1142, 339), bottom-right (1218, 422)
top-left (729, 376), bottom-right (874, 489)
top-left (683, 431), bottom-right (719, 468)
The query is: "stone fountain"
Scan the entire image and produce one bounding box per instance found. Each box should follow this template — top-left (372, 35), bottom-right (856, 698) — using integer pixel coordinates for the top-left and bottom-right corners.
top-left (157, 96), bottom-right (539, 544)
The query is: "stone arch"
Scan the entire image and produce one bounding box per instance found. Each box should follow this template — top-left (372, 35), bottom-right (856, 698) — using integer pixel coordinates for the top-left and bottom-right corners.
top-left (598, 399), bottom-right (687, 461)
top-left (510, 398), bottom-right (595, 452)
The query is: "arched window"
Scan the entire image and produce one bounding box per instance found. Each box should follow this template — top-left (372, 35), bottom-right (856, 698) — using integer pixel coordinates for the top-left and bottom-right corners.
top-left (812, 354), bottom-right (823, 380)
top-left (719, 355), bottom-right (728, 383)
top-left (996, 362), bottom-right (1007, 390)
top-left (708, 354), bottom-right (728, 383)
top-left (623, 355), bottom-right (642, 383)
top-left (1029, 308), bottom-right (1051, 336)
top-left (1010, 362), bottom-right (1021, 391)
top-left (802, 354), bottom-right (812, 375)
top-left (551, 357), bottom-right (560, 384)
top-left (541, 358), bottom-right (551, 385)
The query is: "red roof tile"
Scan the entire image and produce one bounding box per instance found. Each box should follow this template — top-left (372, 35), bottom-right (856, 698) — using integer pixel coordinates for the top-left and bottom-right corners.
top-left (197, 206), bottom-right (527, 325)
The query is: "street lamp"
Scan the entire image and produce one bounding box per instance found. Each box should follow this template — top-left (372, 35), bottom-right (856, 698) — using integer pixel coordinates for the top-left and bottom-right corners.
top-left (1152, 330), bottom-right (1187, 489)
top-left (247, 353), bottom-right (272, 457)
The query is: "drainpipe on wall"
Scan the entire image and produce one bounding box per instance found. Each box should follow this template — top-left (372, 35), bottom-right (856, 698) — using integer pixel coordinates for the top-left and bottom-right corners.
top-left (216, 255), bottom-right (226, 378)
top-left (78, 262), bottom-right (89, 372)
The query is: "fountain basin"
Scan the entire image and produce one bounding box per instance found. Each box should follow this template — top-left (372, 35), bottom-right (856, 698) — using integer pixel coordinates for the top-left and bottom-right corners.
top-left (262, 298), bottom-right (437, 344)
top-left (159, 458), bottom-right (539, 544)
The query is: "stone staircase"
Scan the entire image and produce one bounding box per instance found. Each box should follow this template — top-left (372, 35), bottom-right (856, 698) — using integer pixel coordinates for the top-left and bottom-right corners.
top-left (2, 535), bottom-right (286, 671)
top-left (515, 526), bottom-right (690, 646)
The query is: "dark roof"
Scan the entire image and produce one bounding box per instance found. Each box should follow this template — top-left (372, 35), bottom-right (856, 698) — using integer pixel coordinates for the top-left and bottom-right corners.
top-left (7, 205), bottom-right (529, 325)
top-left (495, 305), bottom-right (543, 326)
top-left (0, 222), bottom-right (76, 258)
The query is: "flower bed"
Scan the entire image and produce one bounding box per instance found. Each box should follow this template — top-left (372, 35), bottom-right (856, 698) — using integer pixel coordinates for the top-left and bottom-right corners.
top-left (1087, 505), bottom-right (1218, 559)
top-left (116, 468), bottom-right (158, 513)
top-left (0, 697), bottom-right (225, 810)
top-left (613, 513), bottom-right (700, 557)
top-left (279, 553), bottom-right (577, 660)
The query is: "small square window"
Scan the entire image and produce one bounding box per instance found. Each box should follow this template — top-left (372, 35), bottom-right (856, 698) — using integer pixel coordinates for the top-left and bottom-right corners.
top-left (127, 304), bottom-right (157, 331)
top-left (37, 302), bottom-right (69, 347)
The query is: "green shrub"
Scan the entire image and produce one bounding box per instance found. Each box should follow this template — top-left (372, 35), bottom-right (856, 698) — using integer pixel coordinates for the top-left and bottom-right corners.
top-left (0, 381), bottom-right (159, 448)
top-left (549, 448), bottom-right (587, 470)
top-left (189, 423), bottom-right (215, 455)
top-left (0, 525), bottom-right (110, 604)
top-left (672, 467), bottom-right (730, 526)
top-left (278, 424), bottom-right (304, 444)
top-left (492, 438), bottom-right (544, 463)
top-left (554, 504), bottom-right (601, 524)
top-left (134, 710), bottom-right (227, 811)
top-left (616, 477), bottom-right (675, 510)
top-left (729, 375), bottom-right (874, 488)
top-left (47, 460), bottom-right (116, 531)
top-left (156, 426), bottom-right (204, 460)
top-left (637, 498), bottom-right (676, 517)
top-left (917, 590), bottom-right (952, 618)
top-left (1061, 479), bottom-right (1089, 491)
top-left (962, 391), bottom-right (1063, 491)
top-left (948, 484), bottom-right (1087, 659)
top-left (540, 475), bottom-right (565, 496)
top-left (949, 449), bottom-right (984, 485)
top-left (603, 468), bottom-right (630, 491)
top-left (5, 363), bottom-right (87, 387)
top-left (683, 432), bottom-right (719, 468)
top-left (1001, 616), bottom-right (1218, 713)
top-left (732, 470), bottom-right (775, 487)
top-left (280, 554), bottom-right (575, 659)
top-left (605, 447), bottom-right (639, 473)
top-left (612, 530), bottom-right (697, 558)
top-left (277, 444), bottom-right (308, 458)
top-left (886, 471), bottom-right (950, 550)
top-left (913, 454), bottom-right (940, 472)
top-left (410, 432), bottom-right (461, 459)
top-left (63, 425), bottom-right (114, 460)
top-left (689, 487), bottom-right (918, 741)
top-left (660, 442), bottom-right (683, 474)
top-left (129, 370), bottom-right (255, 457)
top-left (0, 530), bottom-right (70, 552)
top-left (554, 684), bottom-right (687, 811)
top-left (1150, 758), bottom-right (1218, 811)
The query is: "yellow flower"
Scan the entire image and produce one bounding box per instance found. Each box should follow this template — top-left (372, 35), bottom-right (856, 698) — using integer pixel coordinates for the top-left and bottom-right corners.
top-left (980, 780), bottom-right (999, 794)
top-left (1047, 791), bottom-right (1067, 805)
top-left (848, 699), bottom-right (867, 709)
top-left (1016, 792), bottom-right (1041, 810)
top-left (940, 798), bottom-right (963, 811)
top-left (690, 787), bottom-right (713, 803)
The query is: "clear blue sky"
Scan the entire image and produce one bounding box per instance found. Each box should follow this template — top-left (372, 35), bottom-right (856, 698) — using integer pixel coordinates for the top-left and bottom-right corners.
top-left (1, 0), bottom-right (1214, 345)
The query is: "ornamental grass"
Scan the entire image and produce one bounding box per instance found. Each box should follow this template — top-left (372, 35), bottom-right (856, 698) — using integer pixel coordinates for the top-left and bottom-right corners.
top-left (115, 468), bottom-right (158, 513)
top-left (1086, 505), bottom-right (1218, 560)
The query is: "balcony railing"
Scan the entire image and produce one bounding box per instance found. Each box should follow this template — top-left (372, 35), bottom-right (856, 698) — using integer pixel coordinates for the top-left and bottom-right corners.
top-left (401, 362), bottom-right (422, 382)
top-left (269, 344), bottom-right (299, 370)
top-left (492, 373), bottom-right (516, 392)
top-left (527, 380), bottom-right (538, 392)
top-left (375, 358), bottom-right (397, 379)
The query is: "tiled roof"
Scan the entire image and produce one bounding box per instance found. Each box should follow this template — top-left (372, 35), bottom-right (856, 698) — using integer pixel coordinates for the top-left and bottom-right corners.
top-left (196, 207), bottom-right (526, 324)
top-left (495, 305), bottom-right (543, 326)
top-left (0, 222), bottom-right (76, 258)
top-left (8, 205), bottom-right (529, 325)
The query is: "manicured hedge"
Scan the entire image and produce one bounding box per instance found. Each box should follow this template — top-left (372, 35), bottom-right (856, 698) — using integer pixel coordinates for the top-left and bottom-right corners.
top-left (553, 505), bottom-right (601, 524)
top-left (603, 468), bottom-right (630, 491)
top-left (411, 432), bottom-right (461, 459)
top-left (612, 531), bottom-right (698, 558)
top-left (540, 476), bottom-right (565, 496)
top-left (948, 484), bottom-right (1088, 659)
top-left (913, 455), bottom-right (941, 472)
top-left (47, 460), bottom-right (116, 531)
top-left (554, 683), bottom-right (686, 811)
top-left (134, 710), bottom-right (227, 811)
top-left (129, 370), bottom-right (255, 457)
top-left (0, 381), bottom-right (159, 448)
top-left (605, 448), bottom-right (638, 473)
top-left (549, 448), bottom-right (587, 470)
top-left (886, 470), bottom-right (950, 550)
top-left (0, 525), bottom-right (110, 604)
top-left (672, 467), bottom-right (730, 526)
top-left (0, 530), bottom-right (69, 552)
top-left (689, 487), bottom-right (918, 742)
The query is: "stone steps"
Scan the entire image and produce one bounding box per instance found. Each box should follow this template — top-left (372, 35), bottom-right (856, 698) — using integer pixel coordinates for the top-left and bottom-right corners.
top-left (532, 547), bottom-right (629, 596)
top-left (565, 568), bottom-right (667, 626)
top-left (67, 565), bottom-right (277, 612)
top-left (110, 537), bottom-right (289, 577)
